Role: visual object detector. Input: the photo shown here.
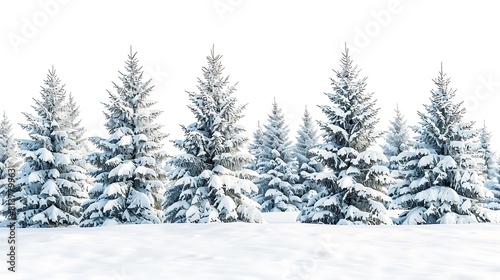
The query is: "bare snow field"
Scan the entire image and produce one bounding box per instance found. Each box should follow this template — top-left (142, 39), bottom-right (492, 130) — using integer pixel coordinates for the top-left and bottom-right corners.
top-left (1, 212), bottom-right (499, 280)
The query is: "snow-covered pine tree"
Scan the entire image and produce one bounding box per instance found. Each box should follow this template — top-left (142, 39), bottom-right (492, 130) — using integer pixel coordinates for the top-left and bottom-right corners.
top-left (0, 112), bottom-right (21, 219)
top-left (391, 65), bottom-right (498, 224)
top-left (80, 50), bottom-right (168, 227)
top-left (58, 93), bottom-right (92, 217)
top-left (477, 122), bottom-right (499, 180)
top-left (298, 47), bottom-right (393, 225)
top-left (163, 47), bottom-right (262, 223)
top-left (488, 156), bottom-right (500, 210)
top-left (15, 67), bottom-right (88, 228)
top-left (247, 121), bottom-right (264, 171)
top-left (294, 106), bottom-right (323, 201)
top-left (253, 99), bottom-right (302, 212)
top-left (382, 104), bottom-right (410, 170)
top-left (478, 123), bottom-right (500, 210)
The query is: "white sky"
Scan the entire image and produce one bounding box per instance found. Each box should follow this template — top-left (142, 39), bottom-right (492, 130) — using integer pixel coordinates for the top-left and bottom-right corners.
top-left (2, 0), bottom-right (500, 155)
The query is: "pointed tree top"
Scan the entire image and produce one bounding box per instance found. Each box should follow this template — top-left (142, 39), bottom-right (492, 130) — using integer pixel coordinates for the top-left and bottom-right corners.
top-left (210, 44), bottom-right (217, 60)
top-left (48, 65), bottom-right (57, 77)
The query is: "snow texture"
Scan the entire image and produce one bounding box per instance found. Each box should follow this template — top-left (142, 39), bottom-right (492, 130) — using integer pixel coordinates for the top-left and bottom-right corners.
top-left (1, 212), bottom-right (499, 279)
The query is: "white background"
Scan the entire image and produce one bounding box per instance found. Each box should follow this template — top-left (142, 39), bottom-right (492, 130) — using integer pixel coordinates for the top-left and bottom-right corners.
top-left (2, 0), bottom-right (500, 155)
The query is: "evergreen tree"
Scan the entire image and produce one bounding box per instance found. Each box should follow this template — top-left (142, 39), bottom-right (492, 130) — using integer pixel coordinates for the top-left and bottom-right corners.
top-left (294, 106), bottom-right (323, 200)
top-left (58, 93), bottom-right (93, 219)
top-left (16, 67), bottom-right (88, 227)
top-left (248, 121), bottom-right (264, 171)
top-left (298, 47), bottom-right (393, 225)
top-left (163, 47), bottom-right (262, 223)
top-left (477, 123), bottom-right (499, 180)
top-left (478, 123), bottom-right (500, 210)
top-left (253, 99), bottom-right (302, 212)
top-left (391, 66), bottom-right (498, 224)
top-left (80, 50), bottom-right (168, 227)
top-left (382, 104), bottom-right (410, 169)
top-left (0, 112), bottom-right (21, 219)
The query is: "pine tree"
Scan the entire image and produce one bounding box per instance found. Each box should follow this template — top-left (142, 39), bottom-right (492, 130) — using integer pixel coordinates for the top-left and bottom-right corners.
top-left (0, 112), bottom-right (21, 219)
top-left (382, 105), bottom-right (410, 169)
top-left (80, 50), bottom-right (168, 227)
top-left (391, 65), bottom-right (498, 224)
top-left (478, 123), bottom-right (500, 210)
top-left (248, 121), bottom-right (264, 171)
top-left (487, 156), bottom-right (500, 210)
top-left (298, 47), bottom-right (393, 225)
top-left (163, 47), bottom-right (262, 223)
top-left (16, 67), bottom-right (88, 228)
top-left (477, 123), bottom-right (499, 180)
top-left (294, 106), bottom-right (323, 201)
top-left (253, 99), bottom-right (302, 212)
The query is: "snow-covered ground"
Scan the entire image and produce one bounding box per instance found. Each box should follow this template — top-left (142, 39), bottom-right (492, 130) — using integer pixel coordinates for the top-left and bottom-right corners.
top-left (1, 212), bottom-right (499, 280)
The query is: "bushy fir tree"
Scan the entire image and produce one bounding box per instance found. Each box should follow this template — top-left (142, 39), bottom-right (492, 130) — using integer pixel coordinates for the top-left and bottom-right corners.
top-left (294, 106), bottom-right (323, 201)
top-left (382, 105), bottom-right (410, 170)
top-left (0, 112), bottom-right (21, 219)
top-left (163, 47), bottom-right (262, 223)
top-left (298, 48), bottom-right (393, 225)
top-left (390, 66), bottom-right (498, 224)
top-left (80, 50), bottom-right (168, 227)
top-left (16, 67), bottom-right (89, 227)
top-left (253, 99), bottom-right (302, 212)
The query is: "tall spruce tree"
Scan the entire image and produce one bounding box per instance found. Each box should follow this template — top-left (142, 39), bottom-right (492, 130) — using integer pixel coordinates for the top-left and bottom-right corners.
top-left (382, 105), bottom-right (410, 168)
top-left (0, 112), bottom-right (21, 219)
top-left (391, 65), bottom-right (498, 224)
top-left (163, 47), bottom-right (262, 223)
top-left (16, 67), bottom-right (88, 227)
top-left (298, 47), bottom-right (393, 225)
top-left (80, 50), bottom-right (168, 227)
top-left (253, 99), bottom-right (302, 212)
top-left (294, 106), bottom-right (323, 200)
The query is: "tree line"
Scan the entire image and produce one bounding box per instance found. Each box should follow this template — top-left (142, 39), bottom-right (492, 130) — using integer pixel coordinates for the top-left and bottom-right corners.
top-left (0, 46), bottom-right (499, 227)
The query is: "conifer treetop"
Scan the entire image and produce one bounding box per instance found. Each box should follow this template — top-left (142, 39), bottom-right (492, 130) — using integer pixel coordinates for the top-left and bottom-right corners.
top-left (415, 64), bottom-right (470, 155)
top-left (319, 45), bottom-right (380, 155)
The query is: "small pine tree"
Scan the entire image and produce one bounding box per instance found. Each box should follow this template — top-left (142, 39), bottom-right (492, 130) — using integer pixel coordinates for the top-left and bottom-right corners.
top-left (16, 67), bottom-right (88, 228)
top-left (294, 106), bottom-right (323, 200)
top-left (478, 123), bottom-right (500, 210)
top-left (253, 99), bottom-right (302, 212)
top-left (80, 50), bottom-right (168, 227)
top-left (391, 65), bottom-right (497, 224)
top-left (298, 47), bottom-right (393, 225)
top-left (163, 47), bottom-right (262, 223)
top-left (382, 104), bottom-right (410, 169)
top-left (477, 123), bottom-right (499, 180)
top-left (248, 121), bottom-right (264, 171)
top-left (0, 112), bottom-right (21, 219)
